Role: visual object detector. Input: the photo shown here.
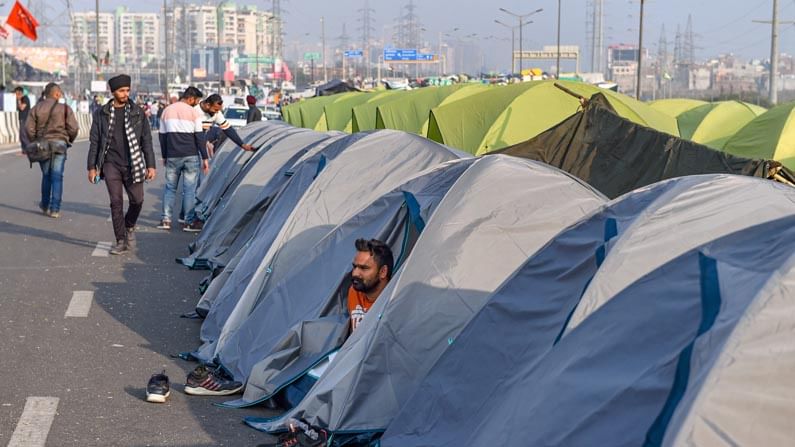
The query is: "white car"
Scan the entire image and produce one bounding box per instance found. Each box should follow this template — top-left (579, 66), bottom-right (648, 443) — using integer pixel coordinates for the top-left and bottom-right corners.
top-left (223, 106), bottom-right (249, 128)
top-left (260, 106), bottom-right (282, 121)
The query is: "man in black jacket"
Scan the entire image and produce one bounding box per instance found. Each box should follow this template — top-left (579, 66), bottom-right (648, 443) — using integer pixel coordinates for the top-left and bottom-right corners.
top-left (87, 74), bottom-right (156, 255)
top-left (245, 95), bottom-right (262, 123)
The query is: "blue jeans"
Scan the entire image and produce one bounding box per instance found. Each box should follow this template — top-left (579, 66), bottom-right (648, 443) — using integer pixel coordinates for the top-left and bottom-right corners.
top-left (39, 147), bottom-right (67, 212)
top-left (162, 156), bottom-right (200, 224)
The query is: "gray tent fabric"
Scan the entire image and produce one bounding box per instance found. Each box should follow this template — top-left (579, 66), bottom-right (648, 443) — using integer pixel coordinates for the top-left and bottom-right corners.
top-left (219, 158), bottom-right (475, 408)
top-left (379, 174), bottom-right (795, 447)
top-left (194, 122), bottom-right (294, 220)
top-left (246, 154), bottom-right (607, 434)
top-left (178, 129), bottom-right (339, 269)
top-left (196, 130), bottom-right (465, 375)
top-left (194, 133), bottom-right (370, 332)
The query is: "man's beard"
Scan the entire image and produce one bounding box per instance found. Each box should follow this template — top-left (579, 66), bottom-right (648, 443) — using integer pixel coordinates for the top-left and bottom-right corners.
top-left (351, 276), bottom-right (378, 293)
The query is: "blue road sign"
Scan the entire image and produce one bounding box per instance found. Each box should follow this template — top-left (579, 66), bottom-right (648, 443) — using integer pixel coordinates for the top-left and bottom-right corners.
top-left (383, 48), bottom-right (418, 61)
top-left (417, 53), bottom-right (436, 61)
top-left (344, 50), bottom-right (364, 57)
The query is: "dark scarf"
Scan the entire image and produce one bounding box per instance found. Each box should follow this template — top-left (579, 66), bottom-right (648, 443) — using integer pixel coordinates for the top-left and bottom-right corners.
top-left (105, 102), bottom-right (146, 183)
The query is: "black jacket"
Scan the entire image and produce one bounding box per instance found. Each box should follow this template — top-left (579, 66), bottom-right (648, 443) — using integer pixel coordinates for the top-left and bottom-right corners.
top-left (87, 100), bottom-right (155, 172)
top-left (246, 105), bottom-right (262, 124)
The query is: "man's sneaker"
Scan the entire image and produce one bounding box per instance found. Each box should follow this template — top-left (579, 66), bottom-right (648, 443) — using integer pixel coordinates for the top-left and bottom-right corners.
top-left (256, 419), bottom-right (329, 447)
top-left (156, 220), bottom-right (171, 230)
top-left (109, 239), bottom-right (128, 255)
top-left (182, 220), bottom-right (204, 233)
top-left (47, 210), bottom-right (60, 218)
top-left (38, 203), bottom-right (48, 215)
top-left (125, 227), bottom-right (135, 248)
top-left (184, 365), bottom-right (243, 396)
top-left (146, 370), bottom-right (171, 403)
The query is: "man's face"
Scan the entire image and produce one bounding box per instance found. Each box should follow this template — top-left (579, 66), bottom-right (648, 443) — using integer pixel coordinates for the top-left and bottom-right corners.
top-left (351, 251), bottom-right (383, 293)
top-left (112, 86), bottom-right (130, 104)
top-left (14, 90), bottom-right (21, 99)
top-left (201, 101), bottom-right (223, 114)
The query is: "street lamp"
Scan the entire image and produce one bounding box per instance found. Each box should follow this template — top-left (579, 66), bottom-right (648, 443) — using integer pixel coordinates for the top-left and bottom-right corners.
top-left (499, 6), bottom-right (542, 74)
top-left (495, 19), bottom-right (532, 75)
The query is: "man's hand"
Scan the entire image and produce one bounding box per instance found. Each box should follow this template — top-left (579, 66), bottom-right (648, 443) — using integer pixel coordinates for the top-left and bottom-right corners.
top-left (88, 169), bottom-right (98, 184)
top-left (241, 144), bottom-right (254, 152)
top-left (145, 167), bottom-right (156, 181)
top-left (201, 159), bottom-right (209, 174)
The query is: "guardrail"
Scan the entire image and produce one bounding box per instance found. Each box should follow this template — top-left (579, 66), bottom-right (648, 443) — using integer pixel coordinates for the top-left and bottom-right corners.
top-left (0, 111), bottom-right (93, 145)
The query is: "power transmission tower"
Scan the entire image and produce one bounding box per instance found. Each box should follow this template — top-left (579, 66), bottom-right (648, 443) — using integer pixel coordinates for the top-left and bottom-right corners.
top-left (683, 15), bottom-right (695, 65)
top-left (657, 24), bottom-right (669, 98)
top-left (586, 0), bottom-right (604, 73)
top-left (270, 0), bottom-right (286, 62)
top-left (357, 0), bottom-right (375, 79)
top-left (396, 1), bottom-right (422, 49)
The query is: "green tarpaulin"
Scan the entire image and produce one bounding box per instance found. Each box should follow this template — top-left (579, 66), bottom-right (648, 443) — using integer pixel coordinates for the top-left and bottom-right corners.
top-left (374, 84), bottom-right (487, 135)
top-left (351, 91), bottom-right (403, 132)
top-left (649, 98), bottom-right (708, 118)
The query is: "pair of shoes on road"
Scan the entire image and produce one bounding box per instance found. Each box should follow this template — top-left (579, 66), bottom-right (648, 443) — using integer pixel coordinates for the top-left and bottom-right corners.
top-left (184, 364), bottom-right (243, 396)
top-left (256, 418), bottom-right (329, 447)
top-left (182, 220), bottom-right (203, 233)
top-left (146, 370), bottom-right (171, 403)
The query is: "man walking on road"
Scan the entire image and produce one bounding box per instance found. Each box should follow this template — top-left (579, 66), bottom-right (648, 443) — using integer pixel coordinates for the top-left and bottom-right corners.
top-left (26, 82), bottom-right (79, 218)
top-left (15, 86), bottom-right (30, 153)
top-left (157, 86), bottom-right (207, 232)
top-left (87, 74), bottom-right (156, 255)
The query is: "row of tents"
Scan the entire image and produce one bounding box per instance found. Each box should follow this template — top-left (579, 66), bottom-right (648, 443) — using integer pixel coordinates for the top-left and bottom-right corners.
top-left (176, 97), bottom-right (795, 446)
top-left (282, 80), bottom-right (795, 170)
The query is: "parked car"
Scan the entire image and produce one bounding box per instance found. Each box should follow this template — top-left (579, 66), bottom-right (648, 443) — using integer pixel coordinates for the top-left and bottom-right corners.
top-left (223, 106), bottom-right (248, 128)
top-left (260, 106), bottom-right (282, 121)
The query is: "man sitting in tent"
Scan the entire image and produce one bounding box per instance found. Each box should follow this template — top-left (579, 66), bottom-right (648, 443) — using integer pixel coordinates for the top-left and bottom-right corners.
top-left (275, 238), bottom-right (394, 409)
top-left (347, 238), bottom-right (394, 333)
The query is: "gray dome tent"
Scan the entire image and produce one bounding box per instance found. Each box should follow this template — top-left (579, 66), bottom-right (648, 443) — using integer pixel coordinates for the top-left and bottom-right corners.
top-left (380, 174), bottom-right (795, 447)
top-left (246, 154), bottom-right (607, 438)
top-left (196, 130), bottom-right (466, 380)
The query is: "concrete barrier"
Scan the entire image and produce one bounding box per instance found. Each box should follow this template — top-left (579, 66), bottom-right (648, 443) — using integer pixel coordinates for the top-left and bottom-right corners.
top-left (0, 110), bottom-right (93, 146)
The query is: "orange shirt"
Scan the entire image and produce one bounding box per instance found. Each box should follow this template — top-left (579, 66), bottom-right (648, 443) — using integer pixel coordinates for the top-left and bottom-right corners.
top-left (348, 286), bottom-right (375, 332)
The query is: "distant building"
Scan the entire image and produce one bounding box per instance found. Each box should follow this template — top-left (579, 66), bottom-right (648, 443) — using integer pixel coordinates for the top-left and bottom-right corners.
top-left (71, 12), bottom-right (115, 60)
top-left (115, 7), bottom-right (160, 66)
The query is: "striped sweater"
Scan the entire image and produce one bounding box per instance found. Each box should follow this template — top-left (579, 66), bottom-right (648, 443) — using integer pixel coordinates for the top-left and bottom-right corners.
top-left (158, 101), bottom-right (208, 160)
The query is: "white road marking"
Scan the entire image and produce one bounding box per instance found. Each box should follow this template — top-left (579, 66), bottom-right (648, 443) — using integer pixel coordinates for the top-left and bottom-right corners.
top-left (64, 291), bottom-right (93, 318)
top-left (0, 148), bottom-right (21, 156)
top-left (91, 241), bottom-right (112, 257)
top-left (7, 397), bottom-right (59, 447)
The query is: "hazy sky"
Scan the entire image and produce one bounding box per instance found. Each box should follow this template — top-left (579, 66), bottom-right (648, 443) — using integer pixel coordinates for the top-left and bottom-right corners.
top-left (65, 0), bottom-right (795, 71)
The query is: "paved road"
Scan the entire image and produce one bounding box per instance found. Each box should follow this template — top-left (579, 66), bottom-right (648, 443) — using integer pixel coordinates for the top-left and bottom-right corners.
top-left (0, 140), bottom-right (276, 446)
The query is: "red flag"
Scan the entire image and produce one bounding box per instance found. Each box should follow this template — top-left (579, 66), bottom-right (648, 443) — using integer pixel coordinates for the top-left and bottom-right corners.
top-left (6, 1), bottom-right (39, 41)
top-left (0, 25), bottom-right (9, 40)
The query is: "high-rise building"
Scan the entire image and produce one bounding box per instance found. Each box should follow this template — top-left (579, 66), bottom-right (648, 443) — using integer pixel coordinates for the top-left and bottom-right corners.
top-left (115, 7), bottom-right (160, 65)
top-left (72, 12), bottom-right (115, 60)
top-left (218, 4), bottom-right (271, 57)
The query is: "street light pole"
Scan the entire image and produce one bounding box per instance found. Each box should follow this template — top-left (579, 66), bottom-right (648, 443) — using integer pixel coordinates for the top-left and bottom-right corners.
top-left (321, 16), bottom-right (327, 82)
top-left (636, 0), bottom-right (645, 99)
top-left (499, 7), bottom-right (543, 75)
top-left (495, 20), bottom-right (515, 74)
top-left (556, 0), bottom-right (561, 78)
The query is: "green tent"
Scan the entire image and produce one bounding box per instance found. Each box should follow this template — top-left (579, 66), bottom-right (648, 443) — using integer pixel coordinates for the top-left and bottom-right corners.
top-left (351, 91), bottom-right (403, 132)
top-left (676, 101), bottom-right (766, 149)
top-left (297, 95), bottom-right (341, 130)
top-left (374, 84), bottom-right (487, 135)
top-left (282, 102), bottom-right (300, 126)
top-left (723, 101), bottom-right (795, 170)
top-left (323, 92), bottom-right (376, 132)
top-left (426, 80), bottom-right (679, 155)
top-left (649, 98), bottom-right (708, 118)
